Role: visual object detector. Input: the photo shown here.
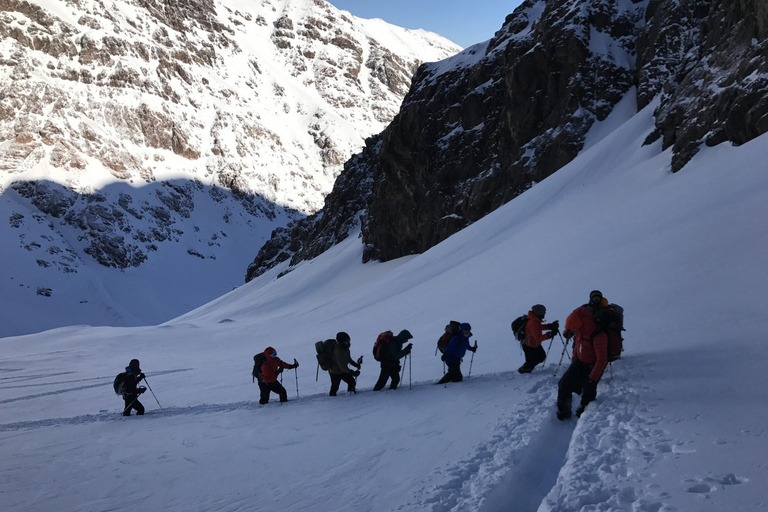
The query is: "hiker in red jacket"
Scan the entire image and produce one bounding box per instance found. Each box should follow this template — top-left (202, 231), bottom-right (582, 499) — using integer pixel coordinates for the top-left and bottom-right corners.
top-left (259, 347), bottom-right (298, 405)
top-left (518, 304), bottom-right (559, 374)
top-left (557, 290), bottom-right (608, 420)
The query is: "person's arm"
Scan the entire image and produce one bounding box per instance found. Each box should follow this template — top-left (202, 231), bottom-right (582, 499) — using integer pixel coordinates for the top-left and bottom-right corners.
top-left (589, 333), bottom-right (608, 381)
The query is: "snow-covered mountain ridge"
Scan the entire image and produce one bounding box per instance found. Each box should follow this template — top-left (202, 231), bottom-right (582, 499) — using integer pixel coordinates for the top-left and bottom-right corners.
top-left (246, 0), bottom-right (768, 280)
top-left (0, 0), bottom-right (460, 336)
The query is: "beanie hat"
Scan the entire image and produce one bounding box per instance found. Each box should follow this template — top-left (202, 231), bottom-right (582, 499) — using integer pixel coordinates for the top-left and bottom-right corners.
top-left (459, 322), bottom-right (472, 331)
top-left (531, 304), bottom-right (546, 318)
top-left (336, 332), bottom-right (351, 344)
top-left (589, 290), bottom-right (603, 302)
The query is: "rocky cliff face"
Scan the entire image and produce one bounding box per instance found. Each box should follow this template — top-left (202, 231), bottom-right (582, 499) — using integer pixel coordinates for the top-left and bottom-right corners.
top-left (246, 0), bottom-right (768, 281)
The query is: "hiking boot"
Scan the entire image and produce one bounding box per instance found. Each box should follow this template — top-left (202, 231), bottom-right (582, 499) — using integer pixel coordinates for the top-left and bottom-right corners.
top-left (556, 409), bottom-right (572, 421)
top-left (575, 405), bottom-right (586, 417)
top-left (518, 365), bottom-right (532, 374)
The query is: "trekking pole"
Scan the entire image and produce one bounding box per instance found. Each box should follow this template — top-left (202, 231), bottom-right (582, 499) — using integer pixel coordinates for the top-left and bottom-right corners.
top-left (409, 351), bottom-right (412, 390)
top-left (316, 362), bottom-right (319, 382)
top-left (467, 342), bottom-right (477, 379)
top-left (554, 332), bottom-right (569, 378)
top-left (542, 329), bottom-right (558, 369)
top-left (295, 367), bottom-right (300, 398)
top-left (142, 376), bottom-right (163, 409)
top-left (401, 354), bottom-right (408, 382)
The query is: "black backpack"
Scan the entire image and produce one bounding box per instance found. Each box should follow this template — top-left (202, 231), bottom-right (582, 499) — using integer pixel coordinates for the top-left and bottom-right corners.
top-left (252, 353), bottom-right (267, 382)
top-left (511, 315), bottom-right (529, 343)
top-left (315, 339), bottom-right (336, 371)
top-left (113, 372), bottom-right (127, 396)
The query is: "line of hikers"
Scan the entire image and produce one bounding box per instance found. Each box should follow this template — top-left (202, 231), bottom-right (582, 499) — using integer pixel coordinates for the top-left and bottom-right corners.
top-left (116, 290), bottom-right (624, 420)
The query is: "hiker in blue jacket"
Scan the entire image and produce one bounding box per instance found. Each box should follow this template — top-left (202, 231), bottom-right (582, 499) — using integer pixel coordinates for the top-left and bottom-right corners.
top-left (436, 323), bottom-right (477, 384)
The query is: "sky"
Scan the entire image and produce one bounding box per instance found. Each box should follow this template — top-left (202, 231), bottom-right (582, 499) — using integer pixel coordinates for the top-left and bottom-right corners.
top-left (2, 90), bottom-right (767, 511)
top-left (329, 0), bottom-right (527, 48)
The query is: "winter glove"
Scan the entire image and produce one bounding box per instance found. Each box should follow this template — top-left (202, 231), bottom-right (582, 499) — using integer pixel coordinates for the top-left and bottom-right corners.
top-left (441, 354), bottom-right (446, 361)
top-left (471, 342), bottom-right (478, 353)
top-left (550, 320), bottom-right (560, 331)
top-left (293, 358), bottom-right (299, 368)
top-left (352, 370), bottom-right (361, 377)
top-left (564, 329), bottom-right (574, 340)
top-left (583, 379), bottom-right (598, 403)
top-left (405, 343), bottom-right (413, 354)
top-left (547, 330), bottom-right (557, 339)
top-left (138, 372), bottom-right (145, 381)
top-left (137, 386), bottom-right (147, 394)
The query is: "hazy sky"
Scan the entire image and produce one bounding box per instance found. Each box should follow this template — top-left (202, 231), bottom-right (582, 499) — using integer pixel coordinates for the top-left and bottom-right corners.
top-left (329, 0), bottom-right (526, 48)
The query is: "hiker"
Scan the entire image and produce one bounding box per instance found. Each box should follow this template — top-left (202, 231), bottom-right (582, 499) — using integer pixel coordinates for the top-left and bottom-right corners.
top-left (557, 290), bottom-right (610, 420)
top-left (437, 323), bottom-right (477, 384)
top-left (518, 304), bottom-right (559, 374)
top-left (373, 330), bottom-right (413, 391)
top-left (328, 332), bottom-right (362, 396)
top-left (122, 359), bottom-right (146, 416)
top-left (259, 347), bottom-right (299, 404)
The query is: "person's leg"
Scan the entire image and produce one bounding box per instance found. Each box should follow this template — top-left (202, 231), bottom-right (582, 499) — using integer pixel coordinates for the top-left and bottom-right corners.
top-left (259, 382), bottom-right (271, 404)
top-left (329, 374), bottom-right (341, 396)
top-left (389, 364), bottom-right (401, 390)
top-left (133, 399), bottom-right (145, 415)
top-left (519, 345), bottom-right (535, 373)
top-left (123, 396), bottom-right (134, 416)
top-left (533, 345), bottom-right (547, 368)
top-left (373, 366), bottom-right (389, 391)
top-left (448, 362), bottom-right (463, 382)
top-left (271, 382), bottom-right (288, 402)
top-left (341, 373), bottom-right (356, 393)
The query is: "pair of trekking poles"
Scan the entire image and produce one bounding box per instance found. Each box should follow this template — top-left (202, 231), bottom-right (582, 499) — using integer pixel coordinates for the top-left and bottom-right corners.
top-left (123, 374), bottom-right (163, 414)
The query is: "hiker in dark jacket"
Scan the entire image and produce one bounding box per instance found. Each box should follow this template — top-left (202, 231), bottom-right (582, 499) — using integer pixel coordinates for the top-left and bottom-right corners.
top-left (518, 304), bottom-right (559, 374)
top-left (259, 346), bottom-right (298, 404)
top-left (373, 329), bottom-right (413, 391)
top-left (122, 359), bottom-right (146, 416)
top-left (557, 290), bottom-right (611, 420)
top-left (437, 323), bottom-right (477, 384)
top-left (328, 332), bottom-right (362, 396)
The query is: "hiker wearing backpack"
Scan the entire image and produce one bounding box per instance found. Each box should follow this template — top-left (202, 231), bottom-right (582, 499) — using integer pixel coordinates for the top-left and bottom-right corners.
top-left (258, 347), bottom-right (299, 404)
top-left (518, 305), bottom-right (559, 374)
top-left (121, 359), bottom-right (146, 416)
top-left (373, 329), bottom-right (413, 391)
top-left (436, 323), bottom-right (477, 384)
top-left (556, 290), bottom-right (610, 420)
top-left (327, 332), bottom-right (362, 396)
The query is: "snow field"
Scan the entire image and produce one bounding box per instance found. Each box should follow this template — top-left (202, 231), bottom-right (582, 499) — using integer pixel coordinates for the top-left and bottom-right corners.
top-left (2, 91), bottom-right (768, 511)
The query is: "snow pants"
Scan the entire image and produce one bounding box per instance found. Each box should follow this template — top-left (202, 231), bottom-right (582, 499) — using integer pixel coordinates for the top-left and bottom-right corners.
top-left (521, 344), bottom-right (546, 372)
top-left (437, 362), bottom-right (463, 384)
top-left (373, 362), bottom-right (401, 391)
top-left (259, 381), bottom-right (288, 404)
top-left (123, 394), bottom-right (145, 416)
top-left (557, 360), bottom-right (598, 415)
top-left (329, 373), bottom-right (356, 396)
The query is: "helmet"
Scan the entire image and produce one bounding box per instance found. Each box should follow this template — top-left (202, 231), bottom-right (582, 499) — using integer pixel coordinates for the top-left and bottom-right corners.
top-left (531, 304), bottom-right (546, 318)
top-left (336, 332), bottom-right (351, 344)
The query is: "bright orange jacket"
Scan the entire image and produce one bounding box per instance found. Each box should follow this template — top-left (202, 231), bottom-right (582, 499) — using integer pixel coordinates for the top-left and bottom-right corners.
top-left (260, 347), bottom-right (297, 383)
top-left (523, 311), bottom-right (555, 348)
top-left (565, 306), bottom-right (608, 381)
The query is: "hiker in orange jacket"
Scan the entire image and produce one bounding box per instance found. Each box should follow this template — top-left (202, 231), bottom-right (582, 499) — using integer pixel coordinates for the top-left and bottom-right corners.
top-left (518, 304), bottom-right (559, 374)
top-left (557, 290), bottom-right (608, 420)
top-left (259, 347), bottom-right (298, 404)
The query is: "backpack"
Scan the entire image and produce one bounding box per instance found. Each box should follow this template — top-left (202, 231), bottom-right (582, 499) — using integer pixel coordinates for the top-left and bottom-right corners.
top-left (511, 315), bottom-right (529, 343)
top-left (113, 372), bottom-right (126, 396)
top-left (315, 339), bottom-right (336, 371)
top-left (437, 321), bottom-right (461, 354)
top-left (606, 304), bottom-right (625, 361)
top-left (372, 331), bottom-right (394, 361)
top-left (252, 353), bottom-right (267, 382)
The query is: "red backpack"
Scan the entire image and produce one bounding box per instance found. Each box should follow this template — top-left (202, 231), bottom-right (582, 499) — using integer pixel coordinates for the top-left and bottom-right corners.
top-left (437, 321), bottom-right (461, 354)
top-left (372, 331), bottom-right (394, 361)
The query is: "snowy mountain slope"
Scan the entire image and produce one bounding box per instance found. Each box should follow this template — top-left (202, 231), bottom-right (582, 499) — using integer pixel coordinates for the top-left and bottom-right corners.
top-left (0, 0), bottom-right (461, 336)
top-left (2, 93), bottom-right (767, 511)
